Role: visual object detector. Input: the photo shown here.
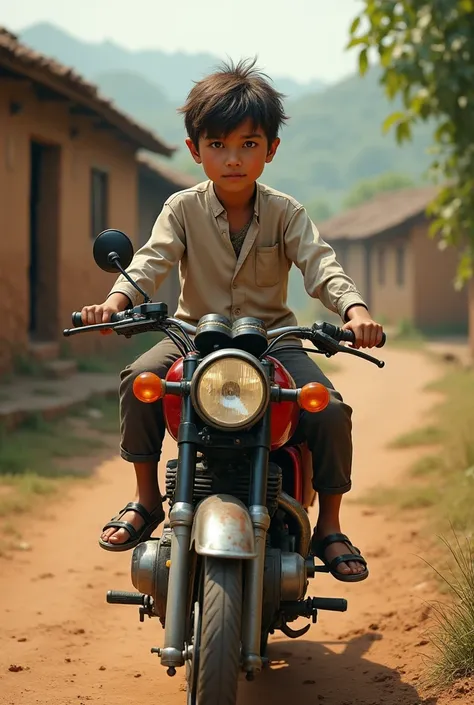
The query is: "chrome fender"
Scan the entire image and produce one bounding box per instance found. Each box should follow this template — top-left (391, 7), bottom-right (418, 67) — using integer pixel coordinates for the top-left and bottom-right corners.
top-left (191, 494), bottom-right (257, 559)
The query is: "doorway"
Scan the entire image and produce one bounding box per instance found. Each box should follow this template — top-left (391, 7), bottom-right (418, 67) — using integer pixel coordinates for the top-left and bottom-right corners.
top-left (29, 141), bottom-right (60, 341)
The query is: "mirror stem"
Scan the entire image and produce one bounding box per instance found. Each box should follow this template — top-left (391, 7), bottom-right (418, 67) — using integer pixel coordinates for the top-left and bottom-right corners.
top-left (108, 252), bottom-right (151, 303)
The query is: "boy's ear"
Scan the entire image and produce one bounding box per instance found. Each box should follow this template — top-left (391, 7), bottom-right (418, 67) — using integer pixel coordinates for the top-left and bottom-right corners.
top-left (185, 138), bottom-right (201, 164)
top-left (265, 138), bottom-right (280, 164)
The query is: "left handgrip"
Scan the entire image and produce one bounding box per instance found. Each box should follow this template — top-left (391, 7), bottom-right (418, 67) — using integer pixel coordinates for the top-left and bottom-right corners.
top-left (71, 311), bottom-right (84, 327)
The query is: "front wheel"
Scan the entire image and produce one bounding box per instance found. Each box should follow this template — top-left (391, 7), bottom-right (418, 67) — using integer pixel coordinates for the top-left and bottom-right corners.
top-left (192, 557), bottom-right (242, 705)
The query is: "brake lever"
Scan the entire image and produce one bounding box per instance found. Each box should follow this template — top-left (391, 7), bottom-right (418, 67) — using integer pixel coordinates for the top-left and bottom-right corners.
top-left (311, 331), bottom-right (385, 368)
top-left (63, 317), bottom-right (136, 337)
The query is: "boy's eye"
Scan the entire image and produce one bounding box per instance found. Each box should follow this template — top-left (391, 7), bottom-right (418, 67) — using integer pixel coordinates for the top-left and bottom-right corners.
top-left (209, 141), bottom-right (224, 148)
top-left (244, 141), bottom-right (257, 148)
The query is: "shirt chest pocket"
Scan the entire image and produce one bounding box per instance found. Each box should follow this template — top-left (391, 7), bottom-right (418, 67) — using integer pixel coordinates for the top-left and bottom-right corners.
top-left (255, 244), bottom-right (280, 287)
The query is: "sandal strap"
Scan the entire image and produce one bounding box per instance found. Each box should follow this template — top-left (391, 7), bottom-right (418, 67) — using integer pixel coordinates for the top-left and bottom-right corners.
top-left (102, 519), bottom-right (138, 540)
top-left (317, 533), bottom-right (351, 552)
top-left (117, 501), bottom-right (154, 524)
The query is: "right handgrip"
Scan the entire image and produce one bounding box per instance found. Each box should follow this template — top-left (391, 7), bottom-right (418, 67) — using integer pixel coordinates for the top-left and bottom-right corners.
top-left (71, 310), bottom-right (130, 328)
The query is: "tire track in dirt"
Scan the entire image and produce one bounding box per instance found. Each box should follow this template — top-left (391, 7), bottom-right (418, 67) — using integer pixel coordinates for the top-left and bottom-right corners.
top-left (1, 348), bottom-right (469, 705)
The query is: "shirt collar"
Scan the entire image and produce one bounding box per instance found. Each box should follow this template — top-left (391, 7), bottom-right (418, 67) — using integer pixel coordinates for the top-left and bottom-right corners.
top-left (208, 180), bottom-right (260, 219)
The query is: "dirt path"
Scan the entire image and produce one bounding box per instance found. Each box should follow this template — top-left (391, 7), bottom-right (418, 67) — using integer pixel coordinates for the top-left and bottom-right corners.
top-left (0, 347), bottom-right (469, 705)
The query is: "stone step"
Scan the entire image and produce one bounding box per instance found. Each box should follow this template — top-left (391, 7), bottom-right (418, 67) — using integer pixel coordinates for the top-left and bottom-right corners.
top-left (28, 341), bottom-right (60, 363)
top-left (43, 359), bottom-right (78, 380)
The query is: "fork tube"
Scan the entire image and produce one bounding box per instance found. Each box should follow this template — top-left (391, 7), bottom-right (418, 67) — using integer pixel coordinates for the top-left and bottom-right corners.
top-left (242, 360), bottom-right (272, 676)
top-left (161, 354), bottom-right (198, 671)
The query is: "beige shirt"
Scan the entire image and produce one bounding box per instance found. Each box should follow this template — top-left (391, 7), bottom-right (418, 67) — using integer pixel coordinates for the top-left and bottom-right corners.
top-left (110, 180), bottom-right (366, 330)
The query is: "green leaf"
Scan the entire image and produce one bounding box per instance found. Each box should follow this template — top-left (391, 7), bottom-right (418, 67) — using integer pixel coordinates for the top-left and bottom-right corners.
top-left (382, 111), bottom-right (407, 133)
top-left (359, 48), bottom-right (369, 76)
top-left (395, 120), bottom-right (412, 143)
top-left (346, 35), bottom-right (369, 49)
top-left (350, 16), bottom-right (361, 35)
top-left (460, 0), bottom-right (474, 12)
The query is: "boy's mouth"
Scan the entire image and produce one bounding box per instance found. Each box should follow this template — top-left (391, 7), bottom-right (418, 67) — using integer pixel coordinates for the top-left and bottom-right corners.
top-left (222, 173), bottom-right (246, 179)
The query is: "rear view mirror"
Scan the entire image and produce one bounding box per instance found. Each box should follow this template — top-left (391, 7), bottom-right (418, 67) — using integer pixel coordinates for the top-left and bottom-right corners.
top-left (93, 229), bottom-right (134, 273)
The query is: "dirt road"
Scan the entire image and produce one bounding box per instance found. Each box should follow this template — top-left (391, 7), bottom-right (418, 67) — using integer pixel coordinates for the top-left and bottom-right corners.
top-left (0, 347), bottom-right (470, 705)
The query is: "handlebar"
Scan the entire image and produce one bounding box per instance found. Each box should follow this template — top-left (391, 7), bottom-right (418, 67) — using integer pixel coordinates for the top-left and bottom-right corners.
top-left (66, 306), bottom-right (386, 367)
top-left (69, 311), bottom-right (385, 348)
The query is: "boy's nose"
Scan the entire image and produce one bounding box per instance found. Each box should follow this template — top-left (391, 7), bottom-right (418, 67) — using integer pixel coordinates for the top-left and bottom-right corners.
top-left (225, 152), bottom-right (242, 167)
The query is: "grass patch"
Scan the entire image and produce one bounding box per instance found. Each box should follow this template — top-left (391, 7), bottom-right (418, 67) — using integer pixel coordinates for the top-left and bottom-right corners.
top-left (0, 400), bottom-right (120, 522)
top-left (424, 533), bottom-right (474, 689)
top-left (410, 454), bottom-right (444, 477)
top-left (0, 414), bottom-right (104, 478)
top-left (360, 366), bottom-right (474, 688)
top-left (388, 319), bottom-right (426, 350)
top-left (389, 425), bottom-right (444, 449)
top-left (363, 483), bottom-right (442, 511)
top-left (75, 395), bottom-right (119, 435)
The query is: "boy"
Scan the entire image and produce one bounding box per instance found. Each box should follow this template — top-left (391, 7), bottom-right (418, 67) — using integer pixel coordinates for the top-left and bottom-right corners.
top-left (82, 59), bottom-right (383, 583)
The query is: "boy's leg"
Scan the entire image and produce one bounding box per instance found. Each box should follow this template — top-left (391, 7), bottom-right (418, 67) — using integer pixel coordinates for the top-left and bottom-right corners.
top-left (270, 346), bottom-right (364, 577)
top-left (101, 338), bottom-right (180, 546)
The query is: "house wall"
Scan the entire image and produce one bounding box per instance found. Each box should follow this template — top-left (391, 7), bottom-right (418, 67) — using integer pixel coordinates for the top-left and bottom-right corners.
top-left (368, 232), bottom-right (415, 323)
top-left (0, 76), bottom-right (139, 374)
top-left (412, 222), bottom-right (468, 333)
top-left (332, 240), bottom-right (370, 304)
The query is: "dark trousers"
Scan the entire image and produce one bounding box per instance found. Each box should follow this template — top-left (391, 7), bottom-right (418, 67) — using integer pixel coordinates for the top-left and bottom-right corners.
top-left (120, 339), bottom-right (353, 495)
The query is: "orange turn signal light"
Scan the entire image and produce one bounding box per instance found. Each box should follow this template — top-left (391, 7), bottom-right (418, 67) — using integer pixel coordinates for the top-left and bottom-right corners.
top-left (132, 372), bottom-right (165, 404)
top-left (298, 382), bottom-right (330, 413)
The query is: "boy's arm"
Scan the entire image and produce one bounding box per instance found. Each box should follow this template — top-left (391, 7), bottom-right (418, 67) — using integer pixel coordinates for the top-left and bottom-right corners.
top-left (107, 203), bottom-right (185, 306)
top-left (284, 206), bottom-right (367, 322)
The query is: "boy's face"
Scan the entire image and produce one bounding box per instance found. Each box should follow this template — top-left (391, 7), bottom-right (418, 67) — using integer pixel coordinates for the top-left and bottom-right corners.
top-left (186, 118), bottom-right (280, 193)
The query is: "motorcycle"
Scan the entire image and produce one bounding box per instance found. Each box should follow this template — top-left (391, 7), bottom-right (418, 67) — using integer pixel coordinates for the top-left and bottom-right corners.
top-left (64, 228), bottom-right (386, 704)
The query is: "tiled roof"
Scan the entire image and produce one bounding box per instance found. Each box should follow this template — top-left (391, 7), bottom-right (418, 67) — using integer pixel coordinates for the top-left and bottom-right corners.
top-left (0, 27), bottom-right (175, 156)
top-left (319, 185), bottom-right (439, 241)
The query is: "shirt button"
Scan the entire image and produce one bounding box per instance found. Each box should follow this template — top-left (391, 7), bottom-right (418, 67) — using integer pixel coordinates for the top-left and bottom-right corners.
top-left (234, 307), bottom-right (241, 316)
top-left (232, 282), bottom-right (237, 289)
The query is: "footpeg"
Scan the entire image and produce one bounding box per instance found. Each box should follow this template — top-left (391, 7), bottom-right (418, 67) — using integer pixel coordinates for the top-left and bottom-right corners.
top-left (106, 590), bottom-right (147, 605)
top-left (106, 591), bottom-right (155, 622)
top-left (282, 596), bottom-right (348, 625)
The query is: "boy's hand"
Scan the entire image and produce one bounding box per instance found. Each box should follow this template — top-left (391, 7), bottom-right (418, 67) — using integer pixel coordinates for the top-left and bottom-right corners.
top-left (343, 306), bottom-right (384, 349)
top-left (81, 293), bottom-right (130, 336)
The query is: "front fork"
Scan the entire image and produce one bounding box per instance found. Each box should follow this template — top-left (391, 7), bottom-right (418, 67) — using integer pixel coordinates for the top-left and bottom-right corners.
top-left (160, 357), bottom-right (273, 679)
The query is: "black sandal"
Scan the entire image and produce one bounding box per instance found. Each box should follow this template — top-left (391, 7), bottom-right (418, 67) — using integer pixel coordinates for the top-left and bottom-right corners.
top-left (99, 501), bottom-right (165, 552)
top-left (311, 532), bottom-right (369, 583)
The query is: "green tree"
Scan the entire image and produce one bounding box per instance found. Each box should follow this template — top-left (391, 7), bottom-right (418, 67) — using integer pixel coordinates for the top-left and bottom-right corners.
top-left (348, 0), bottom-right (474, 286)
top-left (343, 172), bottom-right (415, 208)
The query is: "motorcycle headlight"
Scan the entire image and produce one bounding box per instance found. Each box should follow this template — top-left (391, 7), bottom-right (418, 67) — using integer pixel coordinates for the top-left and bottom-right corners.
top-left (191, 351), bottom-right (269, 430)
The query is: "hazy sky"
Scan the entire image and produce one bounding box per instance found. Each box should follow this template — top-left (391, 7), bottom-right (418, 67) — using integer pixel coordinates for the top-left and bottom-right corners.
top-left (2, 0), bottom-right (364, 83)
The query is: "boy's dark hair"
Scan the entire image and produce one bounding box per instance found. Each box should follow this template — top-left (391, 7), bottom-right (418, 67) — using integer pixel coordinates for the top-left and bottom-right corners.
top-left (178, 58), bottom-right (288, 148)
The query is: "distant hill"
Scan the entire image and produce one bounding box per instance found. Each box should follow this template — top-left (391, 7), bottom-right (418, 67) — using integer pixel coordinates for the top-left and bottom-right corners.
top-left (19, 22), bottom-right (326, 102)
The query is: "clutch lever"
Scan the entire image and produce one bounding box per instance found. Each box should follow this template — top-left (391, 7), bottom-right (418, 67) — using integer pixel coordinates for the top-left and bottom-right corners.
top-left (311, 331), bottom-right (385, 369)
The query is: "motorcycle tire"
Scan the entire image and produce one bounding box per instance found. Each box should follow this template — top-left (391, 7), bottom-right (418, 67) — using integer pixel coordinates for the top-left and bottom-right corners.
top-left (196, 557), bottom-right (242, 705)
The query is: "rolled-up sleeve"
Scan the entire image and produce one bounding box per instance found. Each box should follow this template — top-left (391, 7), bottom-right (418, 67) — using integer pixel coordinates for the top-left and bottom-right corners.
top-left (108, 203), bottom-right (186, 306)
top-left (284, 206), bottom-right (367, 321)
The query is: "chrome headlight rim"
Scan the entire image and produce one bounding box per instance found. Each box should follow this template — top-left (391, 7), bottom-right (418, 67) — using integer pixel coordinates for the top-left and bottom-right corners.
top-left (190, 349), bottom-right (270, 430)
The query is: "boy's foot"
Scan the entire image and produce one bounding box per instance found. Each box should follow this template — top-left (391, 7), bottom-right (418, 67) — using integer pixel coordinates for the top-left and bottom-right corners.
top-left (99, 499), bottom-right (165, 552)
top-left (311, 529), bottom-right (368, 582)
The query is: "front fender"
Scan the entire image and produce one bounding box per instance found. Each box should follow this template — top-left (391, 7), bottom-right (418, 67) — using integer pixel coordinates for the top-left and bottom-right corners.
top-left (191, 494), bottom-right (257, 559)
